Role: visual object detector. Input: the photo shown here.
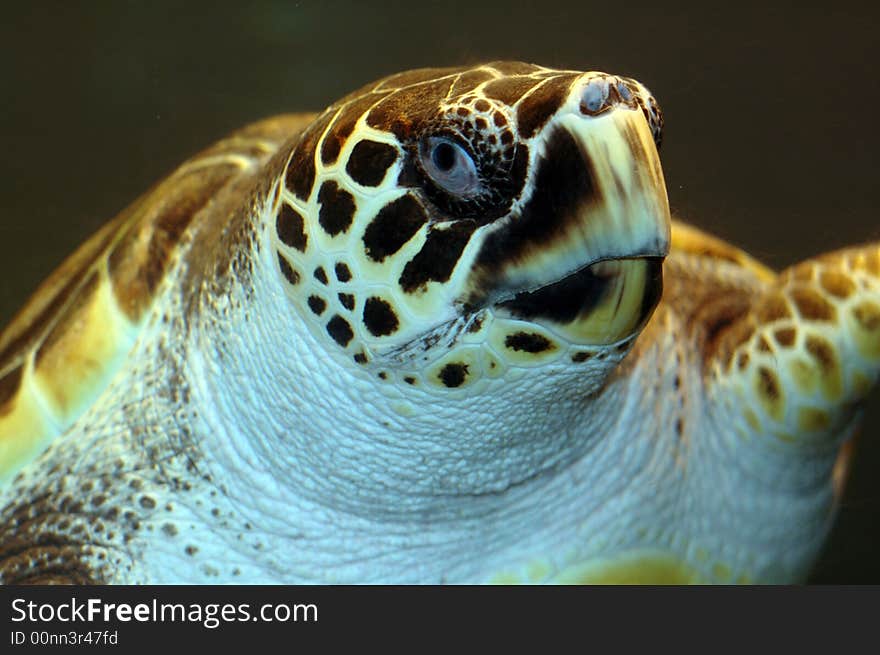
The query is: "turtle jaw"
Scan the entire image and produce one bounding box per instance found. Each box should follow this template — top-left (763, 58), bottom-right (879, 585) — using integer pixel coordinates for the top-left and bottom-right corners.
top-left (466, 90), bottom-right (670, 346)
top-left (496, 256), bottom-right (664, 345)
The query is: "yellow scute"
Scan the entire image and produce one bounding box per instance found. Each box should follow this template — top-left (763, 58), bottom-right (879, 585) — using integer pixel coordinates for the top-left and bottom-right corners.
top-left (553, 552), bottom-right (703, 584)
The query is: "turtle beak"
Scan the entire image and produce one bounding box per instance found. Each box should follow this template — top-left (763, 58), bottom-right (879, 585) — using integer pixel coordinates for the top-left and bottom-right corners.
top-left (467, 94), bottom-right (671, 345)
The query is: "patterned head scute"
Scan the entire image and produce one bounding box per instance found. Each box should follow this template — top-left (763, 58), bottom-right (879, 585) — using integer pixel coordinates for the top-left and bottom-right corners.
top-left (273, 62), bottom-right (670, 390)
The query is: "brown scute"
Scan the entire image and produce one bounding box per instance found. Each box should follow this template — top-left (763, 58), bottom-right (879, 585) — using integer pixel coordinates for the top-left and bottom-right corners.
top-left (326, 315), bottom-right (354, 347)
top-left (0, 363), bottom-right (23, 413)
top-left (483, 75), bottom-right (545, 106)
top-left (484, 61), bottom-right (545, 76)
top-left (307, 296), bottom-right (327, 316)
top-left (362, 297), bottom-right (400, 336)
top-left (448, 69), bottom-right (497, 97)
top-left (317, 181), bottom-right (357, 236)
top-left (790, 287), bottom-right (836, 322)
top-left (375, 66), bottom-right (464, 92)
top-left (285, 110), bottom-right (334, 201)
top-left (504, 332), bottom-right (554, 353)
top-left (0, 213), bottom-right (121, 368)
top-left (33, 271), bottom-right (101, 369)
top-left (755, 292), bottom-right (792, 323)
top-left (109, 162), bottom-right (241, 320)
top-left (276, 203), bottom-right (308, 252)
top-left (346, 140), bottom-right (399, 187)
top-left (277, 252), bottom-right (300, 285)
top-left (439, 362), bottom-right (468, 388)
top-left (362, 194), bottom-right (428, 262)
top-left (515, 74), bottom-right (578, 138)
top-left (334, 262), bottom-right (352, 282)
top-left (398, 222), bottom-right (476, 293)
top-left (320, 92), bottom-right (389, 166)
top-left (819, 270), bottom-right (856, 299)
top-left (338, 293), bottom-right (355, 311)
top-left (366, 77), bottom-right (457, 139)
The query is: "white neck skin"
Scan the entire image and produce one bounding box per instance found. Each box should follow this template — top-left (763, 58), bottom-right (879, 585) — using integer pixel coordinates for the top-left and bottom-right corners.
top-left (135, 192), bottom-right (838, 584)
top-left (171, 189), bottom-right (637, 581)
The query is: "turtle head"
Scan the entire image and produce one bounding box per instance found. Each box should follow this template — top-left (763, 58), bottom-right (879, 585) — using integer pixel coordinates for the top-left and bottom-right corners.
top-left (273, 62), bottom-right (669, 391)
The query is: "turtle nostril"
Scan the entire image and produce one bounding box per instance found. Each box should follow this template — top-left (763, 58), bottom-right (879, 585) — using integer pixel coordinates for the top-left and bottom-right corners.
top-left (579, 78), bottom-right (610, 115)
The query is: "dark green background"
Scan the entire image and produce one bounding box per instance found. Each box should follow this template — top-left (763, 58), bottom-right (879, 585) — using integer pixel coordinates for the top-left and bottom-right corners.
top-left (1, 2), bottom-right (877, 582)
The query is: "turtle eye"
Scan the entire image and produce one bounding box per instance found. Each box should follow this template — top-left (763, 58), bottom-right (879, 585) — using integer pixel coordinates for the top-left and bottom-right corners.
top-left (419, 136), bottom-right (480, 197)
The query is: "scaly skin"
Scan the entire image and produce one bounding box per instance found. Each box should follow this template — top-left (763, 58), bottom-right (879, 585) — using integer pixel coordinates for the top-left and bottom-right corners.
top-left (0, 63), bottom-right (877, 583)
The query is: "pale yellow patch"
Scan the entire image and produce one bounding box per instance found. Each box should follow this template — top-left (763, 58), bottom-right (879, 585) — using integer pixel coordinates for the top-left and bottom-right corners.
top-left (0, 370), bottom-right (60, 483)
top-left (552, 553), bottom-right (702, 585)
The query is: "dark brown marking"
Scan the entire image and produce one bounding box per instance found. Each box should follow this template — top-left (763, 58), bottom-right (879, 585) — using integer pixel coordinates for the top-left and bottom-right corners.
top-left (334, 262), bottom-right (352, 282)
top-left (820, 270), bottom-right (856, 299)
top-left (362, 194), bottom-right (428, 262)
top-left (774, 327), bottom-right (797, 348)
top-left (378, 371), bottom-right (388, 380)
top-left (475, 127), bottom-right (594, 272)
top-left (326, 315), bottom-right (354, 347)
top-left (515, 74), bottom-right (578, 138)
top-left (756, 293), bottom-right (792, 323)
top-left (504, 332), bottom-right (554, 353)
top-left (338, 293), bottom-right (355, 311)
top-left (285, 111), bottom-right (334, 200)
top-left (757, 366), bottom-right (781, 402)
top-left (308, 296), bottom-right (327, 315)
top-left (277, 252), bottom-right (300, 285)
top-left (474, 99), bottom-right (491, 112)
top-left (314, 267), bottom-right (329, 285)
top-left (353, 352), bottom-right (368, 365)
top-left (572, 351), bottom-right (592, 363)
top-left (320, 92), bottom-right (389, 165)
top-left (399, 222), bottom-right (476, 293)
top-left (363, 297), bottom-right (400, 336)
top-left (404, 376), bottom-right (416, 385)
top-left (853, 301), bottom-right (880, 331)
top-left (805, 335), bottom-right (838, 375)
top-left (0, 364), bottom-right (23, 413)
top-left (346, 140), bottom-right (399, 187)
top-left (467, 316), bottom-right (484, 333)
top-left (276, 203), bottom-right (308, 252)
top-left (790, 288), bottom-right (836, 322)
top-left (318, 181), bottom-right (356, 236)
top-left (439, 362), bottom-right (468, 388)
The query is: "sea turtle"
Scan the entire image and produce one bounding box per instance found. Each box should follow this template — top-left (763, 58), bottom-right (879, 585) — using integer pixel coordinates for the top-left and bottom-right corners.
top-left (0, 61), bottom-right (877, 584)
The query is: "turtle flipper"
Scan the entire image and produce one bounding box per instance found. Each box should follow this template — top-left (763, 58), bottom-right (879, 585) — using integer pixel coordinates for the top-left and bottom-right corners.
top-left (708, 243), bottom-right (880, 446)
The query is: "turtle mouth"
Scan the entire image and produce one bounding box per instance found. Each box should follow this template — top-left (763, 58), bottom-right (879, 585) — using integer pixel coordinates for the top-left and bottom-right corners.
top-left (496, 256), bottom-right (663, 344)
